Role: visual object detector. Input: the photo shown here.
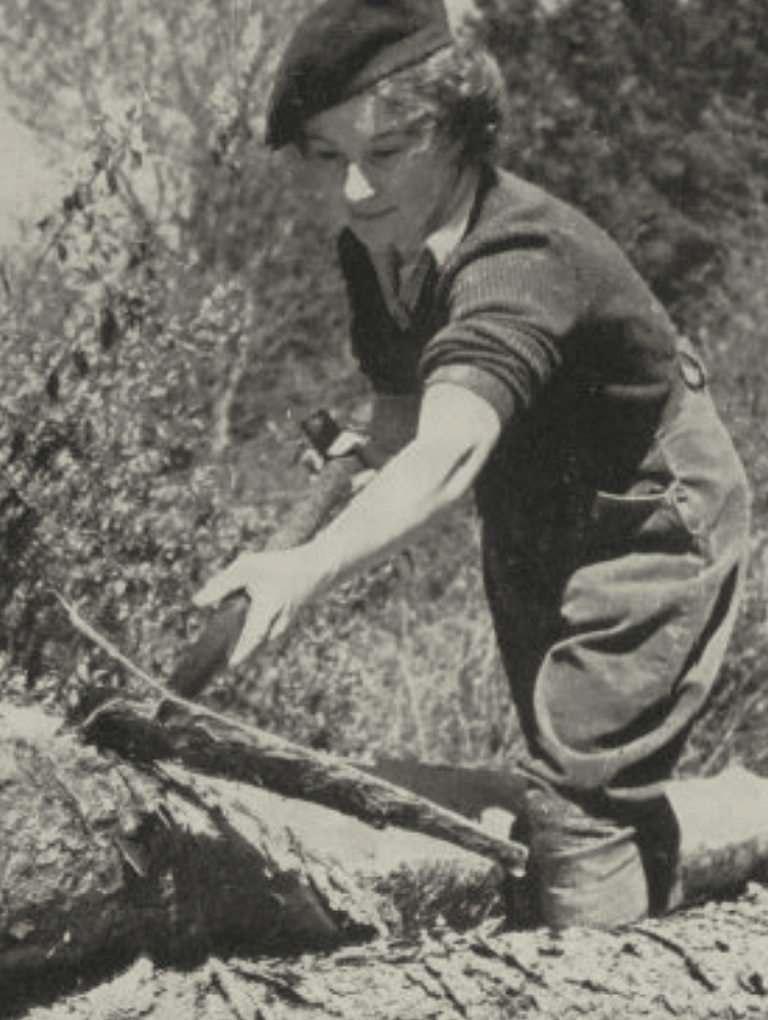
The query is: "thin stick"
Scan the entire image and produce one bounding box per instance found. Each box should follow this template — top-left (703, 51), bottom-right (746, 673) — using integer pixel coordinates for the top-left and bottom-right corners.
top-left (55, 590), bottom-right (265, 732)
top-left (54, 591), bottom-right (169, 700)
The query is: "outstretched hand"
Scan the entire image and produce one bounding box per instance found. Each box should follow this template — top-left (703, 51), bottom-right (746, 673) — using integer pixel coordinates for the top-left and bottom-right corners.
top-left (193, 547), bottom-right (324, 667)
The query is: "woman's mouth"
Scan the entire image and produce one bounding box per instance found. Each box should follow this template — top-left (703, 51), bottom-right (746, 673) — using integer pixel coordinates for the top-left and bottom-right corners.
top-left (350, 207), bottom-right (395, 222)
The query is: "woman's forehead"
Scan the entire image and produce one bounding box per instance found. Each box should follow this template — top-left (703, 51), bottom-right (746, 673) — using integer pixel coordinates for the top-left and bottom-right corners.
top-left (305, 92), bottom-right (410, 144)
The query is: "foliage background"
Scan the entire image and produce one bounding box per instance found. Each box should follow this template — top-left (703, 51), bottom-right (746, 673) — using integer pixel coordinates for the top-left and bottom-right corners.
top-left (1, 0), bottom-right (767, 775)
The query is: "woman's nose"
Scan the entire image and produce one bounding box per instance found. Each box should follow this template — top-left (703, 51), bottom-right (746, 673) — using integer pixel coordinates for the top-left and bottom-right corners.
top-left (344, 162), bottom-right (375, 203)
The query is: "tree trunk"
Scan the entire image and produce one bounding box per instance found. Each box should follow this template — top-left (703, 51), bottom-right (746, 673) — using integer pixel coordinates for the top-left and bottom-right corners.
top-left (0, 703), bottom-right (511, 1012)
top-left (10, 882), bottom-right (768, 1019)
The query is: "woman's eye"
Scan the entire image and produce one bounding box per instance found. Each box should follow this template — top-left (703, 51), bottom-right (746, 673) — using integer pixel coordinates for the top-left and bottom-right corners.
top-left (369, 147), bottom-right (402, 165)
top-left (309, 148), bottom-right (342, 165)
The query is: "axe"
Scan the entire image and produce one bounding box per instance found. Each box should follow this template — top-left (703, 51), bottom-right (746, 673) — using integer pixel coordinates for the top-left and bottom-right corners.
top-left (168, 411), bottom-right (363, 699)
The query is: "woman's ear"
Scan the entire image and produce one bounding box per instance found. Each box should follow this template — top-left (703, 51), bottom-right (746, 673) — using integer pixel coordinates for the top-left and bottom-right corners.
top-left (281, 142), bottom-right (318, 195)
top-left (280, 141), bottom-right (304, 176)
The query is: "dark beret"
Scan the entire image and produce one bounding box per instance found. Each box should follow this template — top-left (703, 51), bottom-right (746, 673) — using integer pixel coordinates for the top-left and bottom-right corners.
top-left (265, 0), bottom-right (453, 150)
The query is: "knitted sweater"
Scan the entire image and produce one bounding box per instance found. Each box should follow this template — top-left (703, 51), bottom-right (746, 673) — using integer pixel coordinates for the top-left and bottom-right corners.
top-left (338, 165), bottom-right (681, 527)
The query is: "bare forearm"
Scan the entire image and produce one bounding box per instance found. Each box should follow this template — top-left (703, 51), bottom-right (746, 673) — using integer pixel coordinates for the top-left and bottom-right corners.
top-left (194, 384), bottom-right (501, 666)
top-left (307, 441), bottom-right (461, 587)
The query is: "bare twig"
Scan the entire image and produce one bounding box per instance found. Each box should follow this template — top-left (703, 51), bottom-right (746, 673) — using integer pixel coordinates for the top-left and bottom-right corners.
top-left (210, 296), bottom-right (253, 456)
top-left (396, 598), bottom-right (429, 761)
top-left (53, 591), bottom-right (169, 699)
top-left (633, 924), bottom-right (719, 992)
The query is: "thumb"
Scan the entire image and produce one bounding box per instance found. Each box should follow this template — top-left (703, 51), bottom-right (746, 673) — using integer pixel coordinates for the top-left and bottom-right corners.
top-left (193, 559), bottom-right (247, 608)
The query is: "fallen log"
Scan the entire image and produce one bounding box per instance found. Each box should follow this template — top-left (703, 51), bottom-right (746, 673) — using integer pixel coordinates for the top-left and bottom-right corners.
top-left (0, 703), bottom-right (514, 1012)
top-left (6, 696), bottom-right (768, 1019)
top-left (81, 696), bottom-right (768, 916)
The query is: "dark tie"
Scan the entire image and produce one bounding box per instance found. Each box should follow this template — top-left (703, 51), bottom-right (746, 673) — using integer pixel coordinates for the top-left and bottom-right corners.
top-left (399, 246), bottom-right (438, 314)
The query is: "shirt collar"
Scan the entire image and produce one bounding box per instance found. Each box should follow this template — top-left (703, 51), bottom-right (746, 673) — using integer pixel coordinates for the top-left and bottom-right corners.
top-left (424, 166), bottom-right (479, 268)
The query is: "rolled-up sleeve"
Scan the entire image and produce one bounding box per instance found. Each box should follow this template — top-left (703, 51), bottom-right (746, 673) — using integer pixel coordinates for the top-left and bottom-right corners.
top-left (419, 239), bottom-right (583, 427)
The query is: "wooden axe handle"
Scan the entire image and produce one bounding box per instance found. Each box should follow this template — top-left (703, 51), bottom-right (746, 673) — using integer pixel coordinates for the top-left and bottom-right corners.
top-left (168, 453), bottom-right (361, 698)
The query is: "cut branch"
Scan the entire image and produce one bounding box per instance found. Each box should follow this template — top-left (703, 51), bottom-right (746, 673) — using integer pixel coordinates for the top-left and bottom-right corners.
top-left (55, 594), bottom-right (526, 873)
top-left (54, 591), bottom-right (169, 699)
top-left (82, 695), bottom-right (527, 875)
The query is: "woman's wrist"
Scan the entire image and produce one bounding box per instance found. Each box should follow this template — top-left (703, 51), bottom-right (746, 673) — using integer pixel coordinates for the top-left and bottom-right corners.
top-left (302, 532), bottom-right (346, 597)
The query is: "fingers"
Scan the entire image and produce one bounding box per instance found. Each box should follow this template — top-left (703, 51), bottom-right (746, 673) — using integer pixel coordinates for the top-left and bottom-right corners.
top-left (192, 548), bottom-right (314, 667)
top-left (300, 430), bottom-right (366, 478)
top-left (326, 430), bottom-right (366, 458)
top-left (299, 447), bottom-right (325, 476)
top-left (230, 600), bottom-right (281, 667)
top-left (350, 467), bottom-right (377, 494)
top-left (192, 553), bottom-right (293, 667)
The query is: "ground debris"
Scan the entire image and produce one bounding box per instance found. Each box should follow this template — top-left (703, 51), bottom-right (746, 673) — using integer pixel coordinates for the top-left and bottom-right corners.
top-left (11, 884), bottom-right (768, 1020)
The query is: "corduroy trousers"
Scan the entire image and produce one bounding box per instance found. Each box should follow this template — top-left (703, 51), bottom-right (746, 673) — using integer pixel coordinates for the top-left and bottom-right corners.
top-left (483, 353), bottom-right (751, 928)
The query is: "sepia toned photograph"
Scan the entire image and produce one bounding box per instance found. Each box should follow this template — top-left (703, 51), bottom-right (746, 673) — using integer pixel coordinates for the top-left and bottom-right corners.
top-left (1, 1), bottom-right (768, 1017)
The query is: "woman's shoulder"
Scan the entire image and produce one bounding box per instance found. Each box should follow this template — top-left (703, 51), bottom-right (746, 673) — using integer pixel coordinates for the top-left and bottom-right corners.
top-left (463, 165), bottom-right (612, 255)
top-left (449, 164), bottom-right (652, 306)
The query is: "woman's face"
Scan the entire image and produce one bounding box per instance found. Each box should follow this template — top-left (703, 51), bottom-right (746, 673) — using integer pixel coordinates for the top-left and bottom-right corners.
top-left (298, 91), bottom-right (463, 258)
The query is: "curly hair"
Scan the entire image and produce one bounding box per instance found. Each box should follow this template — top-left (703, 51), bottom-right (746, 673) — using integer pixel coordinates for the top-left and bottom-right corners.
top-left (372, 41), bottom-right (509, 165)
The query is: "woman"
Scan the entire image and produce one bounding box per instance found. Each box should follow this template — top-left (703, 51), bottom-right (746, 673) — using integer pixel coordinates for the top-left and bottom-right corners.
top-left (195, 0), bottom-right (751, 928)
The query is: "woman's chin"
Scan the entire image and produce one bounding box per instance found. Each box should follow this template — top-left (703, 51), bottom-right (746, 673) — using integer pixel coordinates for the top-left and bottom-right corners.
top-left (348, 221), bottom-right (392, 248)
